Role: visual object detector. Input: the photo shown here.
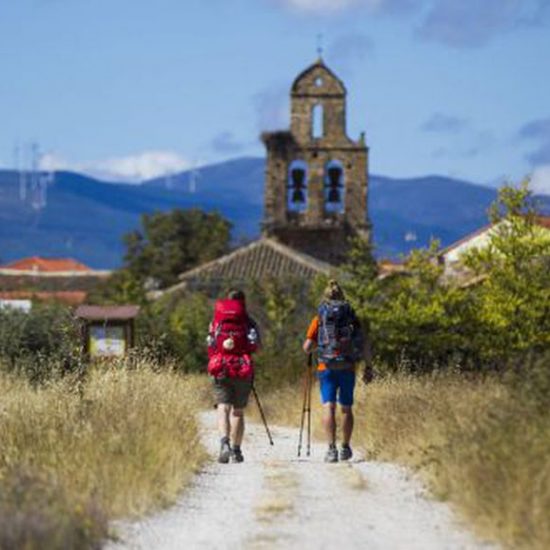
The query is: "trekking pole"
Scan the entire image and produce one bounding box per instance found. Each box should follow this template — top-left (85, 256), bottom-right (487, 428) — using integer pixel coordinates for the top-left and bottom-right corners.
top-left (297, 353), bottom-right (313, 457)
top-left (252, 384), bottom-right (274, 446)
top-left (306, 353), bottom-right (313, 457)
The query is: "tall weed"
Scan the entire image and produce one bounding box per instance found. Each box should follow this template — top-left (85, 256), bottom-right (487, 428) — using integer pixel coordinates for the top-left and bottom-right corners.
top-left (0, 363), bottom-right (209, 549)
top-left (353, 370), bottom-right (550, 550)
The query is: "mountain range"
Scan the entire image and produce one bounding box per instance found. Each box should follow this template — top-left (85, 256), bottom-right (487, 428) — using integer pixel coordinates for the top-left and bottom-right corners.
top-left (1, 157), bottom-right (548, 268)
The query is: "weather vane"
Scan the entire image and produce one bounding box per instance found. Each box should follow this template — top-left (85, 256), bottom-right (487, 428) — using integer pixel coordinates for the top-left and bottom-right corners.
top-left (316, 33), bottom-right (324, 59)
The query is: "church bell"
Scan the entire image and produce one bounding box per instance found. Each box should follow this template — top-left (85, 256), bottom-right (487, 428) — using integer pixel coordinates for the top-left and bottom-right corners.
top-left (290, 168), bottom-right (306, 203)
top-left (327, 166), bottom-right (342, 203)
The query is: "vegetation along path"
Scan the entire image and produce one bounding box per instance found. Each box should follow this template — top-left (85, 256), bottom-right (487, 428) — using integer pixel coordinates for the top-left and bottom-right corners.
top-left (109, 411), bottom-right (497, 550)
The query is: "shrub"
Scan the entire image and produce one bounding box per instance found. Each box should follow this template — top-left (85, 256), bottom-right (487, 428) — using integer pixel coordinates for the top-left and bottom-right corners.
top-left (344, 181), bottom-right (550, 372)
top-left (0, 303), bottom-right (83, 383)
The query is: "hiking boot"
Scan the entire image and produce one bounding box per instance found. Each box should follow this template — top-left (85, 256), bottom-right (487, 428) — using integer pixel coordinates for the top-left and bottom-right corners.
top-left (231, 446), bottom-right (244, 463)
top-left (218, 437), bottom-right (231, 464)
top-left (324, 444), bottom-right (339, 463)
top-left (340, 444), bottom-right (353, 461)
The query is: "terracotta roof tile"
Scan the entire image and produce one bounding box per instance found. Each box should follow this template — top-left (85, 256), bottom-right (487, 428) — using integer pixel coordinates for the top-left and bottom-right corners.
top-left (4, 257), bottom-right (92, 273)
top-left (163, 238), bottom-right (332, 295)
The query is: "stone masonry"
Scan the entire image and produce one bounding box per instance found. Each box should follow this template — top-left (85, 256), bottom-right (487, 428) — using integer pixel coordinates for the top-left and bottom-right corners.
top-left (261, 58), bottom-right (370, 265)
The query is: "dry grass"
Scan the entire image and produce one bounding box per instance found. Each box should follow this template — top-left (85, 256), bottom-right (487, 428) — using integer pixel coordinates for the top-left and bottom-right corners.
top-left (257, 372), bottom-right (550, 549)
top-left (0, 363), bottom-right (209, 549)
top-left (254, 460), bottom-right (298, 526)
top-left (353, 374), bottom-right (550, 550)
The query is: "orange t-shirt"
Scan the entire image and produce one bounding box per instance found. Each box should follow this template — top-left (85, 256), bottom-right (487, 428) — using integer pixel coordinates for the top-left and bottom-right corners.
top-left (306, 316), bottom-right (327, 371)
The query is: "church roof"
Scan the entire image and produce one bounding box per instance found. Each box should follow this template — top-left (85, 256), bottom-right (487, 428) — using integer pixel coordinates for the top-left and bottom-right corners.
top-left (291, 58), bottom-right (346, 96)
top-left (162, 238), bottom-right (332, 295)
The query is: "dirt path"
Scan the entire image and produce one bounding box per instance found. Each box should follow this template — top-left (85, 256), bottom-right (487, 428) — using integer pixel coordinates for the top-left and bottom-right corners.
top-left (109, 412), bottom-right (496, 550)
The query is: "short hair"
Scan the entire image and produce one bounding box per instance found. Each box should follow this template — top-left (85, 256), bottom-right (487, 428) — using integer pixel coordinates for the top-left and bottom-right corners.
top-left (227, 288), bottom-right (246, 301)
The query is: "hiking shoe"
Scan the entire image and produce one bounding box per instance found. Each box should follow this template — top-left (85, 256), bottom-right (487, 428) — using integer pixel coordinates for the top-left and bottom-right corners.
top-left (324, 445), bottom-right (339, 463)
top-left (218, 437), bottom-right (231, 464)
top-left (340, 444), bottom-right (353, 461)
top-left (231, 446), bottom-right (244, 463)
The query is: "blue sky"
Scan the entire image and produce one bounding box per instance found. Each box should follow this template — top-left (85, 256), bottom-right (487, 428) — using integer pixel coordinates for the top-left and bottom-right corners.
top-left (1, 0), bottom-right (550, 193)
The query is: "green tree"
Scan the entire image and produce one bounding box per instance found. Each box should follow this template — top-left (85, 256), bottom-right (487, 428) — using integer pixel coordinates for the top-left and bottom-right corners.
top-left (352, 241), bottom-right (477, 371)
top-left (90, 208), bottom-right (232, 304)
top-left (464, 180), bottom-right (550, 361)
top-left (124, 208), bottom-right (232, 289)
top-left (88, 268), bottom-right (149, 305)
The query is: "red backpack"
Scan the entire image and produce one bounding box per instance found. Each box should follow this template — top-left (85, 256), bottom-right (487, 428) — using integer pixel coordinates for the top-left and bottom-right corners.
top-left (207, 299), bottom-right (255, 379)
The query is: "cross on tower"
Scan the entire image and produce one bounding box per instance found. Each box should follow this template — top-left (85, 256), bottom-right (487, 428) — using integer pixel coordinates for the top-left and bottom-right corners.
top-left (316, 33), bottom-right (324, 59)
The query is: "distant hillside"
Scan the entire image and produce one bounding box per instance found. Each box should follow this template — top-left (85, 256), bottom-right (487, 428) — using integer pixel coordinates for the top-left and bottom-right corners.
top-left (0, 161), bottom-right (263, 268)
top-left (369, 174), bottom-right (500, 257)
top-left (1, 157), bottom-right (548, 268)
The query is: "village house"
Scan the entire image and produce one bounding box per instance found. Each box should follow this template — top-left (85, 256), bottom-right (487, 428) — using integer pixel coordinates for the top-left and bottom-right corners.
top-left (0, 256), bottom-right (111, 308)
top-left (439, 215), bottom-right (550, 280)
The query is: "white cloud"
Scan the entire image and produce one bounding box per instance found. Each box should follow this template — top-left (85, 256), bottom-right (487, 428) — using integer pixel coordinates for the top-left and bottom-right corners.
top-left (39, 150), bottom-right (191, 183)
top-left (277, 0), bottom-right (360, 14)
top-left (275, 0), bottom-right (548, 47)
top-left (530, 165), bottom-right (550, 196)
top-left (274, 0), bottom-right (400, 15)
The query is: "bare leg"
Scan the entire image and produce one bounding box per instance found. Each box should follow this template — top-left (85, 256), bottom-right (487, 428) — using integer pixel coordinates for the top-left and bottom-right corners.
top-left (341, 405), bottom-right (354, 446)
top-left (322, 402), bottom-right (337, 446)
top-left (217, 403), bottom-right (231, 439)
top-left (230, 408), bottom-right (245, 447)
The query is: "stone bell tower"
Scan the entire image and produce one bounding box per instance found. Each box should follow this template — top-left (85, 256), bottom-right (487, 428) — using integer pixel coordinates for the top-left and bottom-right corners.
top-left (261, 58), bottom-right (370, 264)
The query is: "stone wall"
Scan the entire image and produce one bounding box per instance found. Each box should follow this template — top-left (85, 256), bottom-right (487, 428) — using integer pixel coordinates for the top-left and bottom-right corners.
top-left (262, 60), bottom-right (370, 265)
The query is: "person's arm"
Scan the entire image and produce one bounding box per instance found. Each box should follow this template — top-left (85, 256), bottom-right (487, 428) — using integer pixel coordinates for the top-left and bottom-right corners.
top-left (303, 317), bottom-right (318, 353)
top-left (358, 315), bottom-right (374, 384)
top-left (207, 321), bottom-right (216, 357)
top-left (247, 316), bottom-right (261, 351)
top-left (349, 306), bottom-right (374, 383)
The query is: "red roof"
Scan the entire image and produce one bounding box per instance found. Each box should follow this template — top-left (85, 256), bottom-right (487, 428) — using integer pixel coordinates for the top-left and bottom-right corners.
top-left (0, 291), bottom-right (87, 305)
top-left (535, 215), bottom-right (550, 229)
top-left (3, 257), bottom-right (92, 273)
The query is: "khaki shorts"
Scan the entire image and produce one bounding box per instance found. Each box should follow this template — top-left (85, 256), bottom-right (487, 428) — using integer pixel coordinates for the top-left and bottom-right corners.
top-left (212, 377), bottom-right (252, 409)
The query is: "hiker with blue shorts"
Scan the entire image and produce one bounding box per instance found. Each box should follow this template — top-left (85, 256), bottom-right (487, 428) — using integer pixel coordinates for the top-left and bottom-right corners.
top-left (303, 280), bottom-right (370, 463)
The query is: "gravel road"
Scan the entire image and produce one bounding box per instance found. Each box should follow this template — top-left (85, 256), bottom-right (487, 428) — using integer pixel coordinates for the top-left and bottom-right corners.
top-left (108, 412), bottom-right (496, 550)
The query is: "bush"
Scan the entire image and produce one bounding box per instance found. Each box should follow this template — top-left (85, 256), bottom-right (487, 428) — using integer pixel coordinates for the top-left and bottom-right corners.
top-left (344, 181), bottom-right (550, 372)
top-left (0, 304), bottom-right (83, 383)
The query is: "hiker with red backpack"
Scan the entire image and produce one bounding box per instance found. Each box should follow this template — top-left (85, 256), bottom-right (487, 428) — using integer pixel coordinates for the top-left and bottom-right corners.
top-left (207, 289), bottom-right (261, 464)
top-left (303, 280), bottom-right (370, 463)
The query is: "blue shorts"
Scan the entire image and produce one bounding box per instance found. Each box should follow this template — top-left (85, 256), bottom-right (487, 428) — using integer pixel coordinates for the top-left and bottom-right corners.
top-left (317, 369), bottom-right (356, 406)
